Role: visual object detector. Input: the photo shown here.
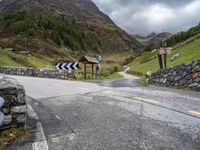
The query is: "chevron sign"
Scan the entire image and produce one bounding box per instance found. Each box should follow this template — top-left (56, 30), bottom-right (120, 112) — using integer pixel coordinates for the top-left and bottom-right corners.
top-left (56, 62), bottom-right (79, 71)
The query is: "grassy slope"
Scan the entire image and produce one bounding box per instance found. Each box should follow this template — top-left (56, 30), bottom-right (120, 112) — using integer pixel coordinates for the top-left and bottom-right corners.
top-left (130, 37), bottom-right (200, 75)
top-left (0, 48), bottom-right (53, 68)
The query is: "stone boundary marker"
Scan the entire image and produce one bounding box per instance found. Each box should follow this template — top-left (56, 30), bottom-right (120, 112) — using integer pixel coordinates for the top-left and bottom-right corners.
top-left (148, 59), bottom-right (200, 91)
top-left (0, 66), bottom-right (75, 80)
top-left (0, 75), bottom-right (26, 130)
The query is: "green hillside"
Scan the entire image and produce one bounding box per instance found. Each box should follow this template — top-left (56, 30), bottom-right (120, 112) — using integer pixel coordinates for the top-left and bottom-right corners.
top-left (0, 10), bottom-right (141, 69)
top-left (0, 48), bottom-right (53, 68)
top-left (129, 37), bottom-right (200, 75)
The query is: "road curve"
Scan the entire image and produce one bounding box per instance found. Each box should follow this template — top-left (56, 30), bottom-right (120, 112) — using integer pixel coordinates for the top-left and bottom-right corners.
top-left (8, 74), bottom-right (200, 150)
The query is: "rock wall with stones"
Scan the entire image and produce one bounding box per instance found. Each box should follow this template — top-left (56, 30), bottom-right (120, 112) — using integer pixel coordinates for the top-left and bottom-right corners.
top-left (0, 75), bottom-right (26, 130)
top-left (0, 67), bottom-right (74, 80)
top-left (149, 60), bottom-right (200, 91)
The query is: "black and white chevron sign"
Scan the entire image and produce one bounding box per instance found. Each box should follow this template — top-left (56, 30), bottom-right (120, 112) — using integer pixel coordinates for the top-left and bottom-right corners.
top-left (56, 62), bottom-right (79, 71)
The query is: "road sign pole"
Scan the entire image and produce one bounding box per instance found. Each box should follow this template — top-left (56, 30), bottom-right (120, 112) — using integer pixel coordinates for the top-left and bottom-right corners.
top-left (92, 64), bottom-right (94, 77)
top-left (84, 62), bottom-right (87, 80)
top-left (164, 53), bottom-right (167, 69)
top-left (158, 53), bottom-right (163, 69)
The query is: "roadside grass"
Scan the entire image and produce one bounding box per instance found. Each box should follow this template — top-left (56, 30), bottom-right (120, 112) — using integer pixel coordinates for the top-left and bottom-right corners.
top-left (139, 75), bottom-right (147, 84)
top-left (27, 57), bottom-right (53, 68)
top-left (0, 48), bottom-right (53, 68)
top-left (130, 37), bottom-right (200, 75)
top-left (0, 128), bottom-right (31, 150)
top-left (0, 53), bottom-right (21, 67)
top-left (99, 72), bottom-right (123, 80)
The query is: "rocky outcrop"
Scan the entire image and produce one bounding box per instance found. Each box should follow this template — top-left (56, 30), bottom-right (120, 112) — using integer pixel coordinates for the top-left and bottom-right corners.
top-left (149, 60), bottom-right (200, 91)
top-left (0, 67), bottom-right (74, 80)
top-left (0, 75), bottom-right (26, 130)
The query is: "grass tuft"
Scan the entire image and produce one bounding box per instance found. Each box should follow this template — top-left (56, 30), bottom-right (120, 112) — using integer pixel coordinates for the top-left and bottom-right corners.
top-left (0, 128), bottom-right (31, 150)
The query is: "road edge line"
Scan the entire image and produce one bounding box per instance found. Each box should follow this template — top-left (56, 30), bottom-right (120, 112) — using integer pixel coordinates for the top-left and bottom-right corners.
top-left (27, 104), bottom-right (49, 150)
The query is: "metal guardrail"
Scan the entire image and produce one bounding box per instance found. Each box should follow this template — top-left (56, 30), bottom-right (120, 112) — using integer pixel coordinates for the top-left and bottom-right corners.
top-left (0, 96), bottom-right (5, 126)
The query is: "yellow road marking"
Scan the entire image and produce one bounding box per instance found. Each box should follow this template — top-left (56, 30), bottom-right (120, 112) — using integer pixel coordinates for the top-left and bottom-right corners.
top-left (134, 97), bottom-right (160, 105)
top-left (188, 111), bottom-right (200, 116)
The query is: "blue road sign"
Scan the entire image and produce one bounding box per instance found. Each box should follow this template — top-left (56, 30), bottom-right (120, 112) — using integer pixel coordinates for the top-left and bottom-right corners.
top-left (0, 96), bottom-right (5, 126)
top-left (98, 55), bottom-right (102, 64)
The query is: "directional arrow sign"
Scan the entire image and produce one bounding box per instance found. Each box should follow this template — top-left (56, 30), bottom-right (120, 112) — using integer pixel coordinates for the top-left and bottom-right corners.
top-left (67, 62), bottom-right (73, 71)
top-left (72, 62), bottom-right (79, 70)
top-left (55, 62), bottom-right (79, 71)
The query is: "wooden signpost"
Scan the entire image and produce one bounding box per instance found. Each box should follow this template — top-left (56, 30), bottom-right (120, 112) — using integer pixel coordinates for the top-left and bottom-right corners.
top-left (158, 46), bottom-right (172, 69)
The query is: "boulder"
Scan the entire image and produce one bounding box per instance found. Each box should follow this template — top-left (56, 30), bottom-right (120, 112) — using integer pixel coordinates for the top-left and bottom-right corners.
top-left (170, 53), bottom-right (180, 62)
top-left (146, 71), bottom-right (152, 77)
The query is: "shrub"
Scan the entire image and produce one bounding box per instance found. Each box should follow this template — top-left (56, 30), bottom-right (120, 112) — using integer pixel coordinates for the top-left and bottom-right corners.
top-left (3, 11), bottom-right (26, 22)
top-left (15, 20), bottom-right (33, 34)
top-left (27, 28), bottom-right (35, 36)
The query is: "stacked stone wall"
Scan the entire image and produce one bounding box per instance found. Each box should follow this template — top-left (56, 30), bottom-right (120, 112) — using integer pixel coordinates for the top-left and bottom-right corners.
top-left (149, 60), bottom-right (200, 91)
top-left (0, 76), bottom-right (26, 130)
top-left (0, 67), bottom-right (74, 80)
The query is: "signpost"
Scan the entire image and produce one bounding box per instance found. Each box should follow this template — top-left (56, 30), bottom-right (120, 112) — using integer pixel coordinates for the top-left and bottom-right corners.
top-left (158, 45), bottom-right (172, 69)
top-left (0, 96), bottom-right (5, 126)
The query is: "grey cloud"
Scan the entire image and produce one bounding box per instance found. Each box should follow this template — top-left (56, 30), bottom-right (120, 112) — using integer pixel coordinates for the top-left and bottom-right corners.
top-left (92, 0), bottom-right (200, 36)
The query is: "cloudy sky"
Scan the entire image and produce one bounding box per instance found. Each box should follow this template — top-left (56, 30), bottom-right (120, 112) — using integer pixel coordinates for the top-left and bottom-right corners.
top-left (92, 0), bottom-right (200, 36)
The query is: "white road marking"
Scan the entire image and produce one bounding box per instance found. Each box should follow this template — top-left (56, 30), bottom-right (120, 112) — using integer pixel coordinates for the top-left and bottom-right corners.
top-left (188, 111), bottom-right (200, 116)
top-left (27, 104), bottom-right (49, 150)
top-left (134, 97), bottom-right (160, 105)
top-left (32, 123), bottom-right (49, 150)
top-left (55, 115), bottom-right (62, 120)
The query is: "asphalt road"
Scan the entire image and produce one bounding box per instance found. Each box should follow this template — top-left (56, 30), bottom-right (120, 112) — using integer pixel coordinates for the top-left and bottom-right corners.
top-left (8, 73), bottom-right (200, 150)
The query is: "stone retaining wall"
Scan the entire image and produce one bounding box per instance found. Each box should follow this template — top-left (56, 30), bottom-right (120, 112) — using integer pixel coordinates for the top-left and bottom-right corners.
top-left (0, 75), bottom-right (26, 130)
top-left (0, 66), bottom-right (74, 80)
top-left (149, 60), bottom-right (200, 91)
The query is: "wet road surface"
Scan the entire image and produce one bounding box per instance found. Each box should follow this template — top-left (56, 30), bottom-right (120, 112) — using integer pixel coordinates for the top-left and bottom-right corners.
top-left (8, 74), bottom-right (200, 150)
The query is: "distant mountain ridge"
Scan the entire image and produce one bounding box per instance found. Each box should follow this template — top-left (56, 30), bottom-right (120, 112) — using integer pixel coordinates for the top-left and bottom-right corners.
top-left (0, 0), bottom-right (142, 55)
top-left (134, 32), bottom-right (172, 47)
top-left (149, 32), bottom-right (172, 47)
